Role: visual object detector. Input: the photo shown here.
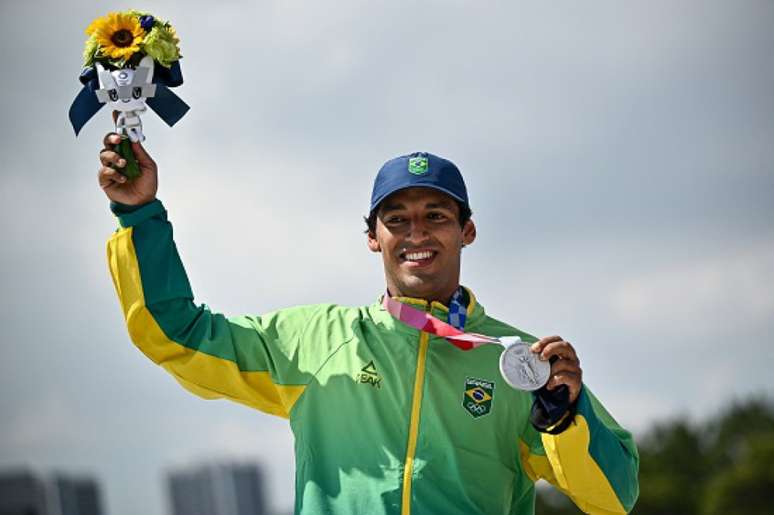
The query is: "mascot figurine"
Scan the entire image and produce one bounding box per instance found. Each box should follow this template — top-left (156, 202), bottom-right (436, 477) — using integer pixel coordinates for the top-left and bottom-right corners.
top-left (69, 11), bottom-right (189, 179)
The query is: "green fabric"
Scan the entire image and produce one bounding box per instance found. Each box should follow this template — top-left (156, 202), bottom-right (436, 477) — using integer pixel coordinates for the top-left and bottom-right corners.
top-left (578, 388), bottom-right (641, 509)
top-left (117, 201), bottom-right (639, 515)
top-left (111, 199), bottom-right (165, 228)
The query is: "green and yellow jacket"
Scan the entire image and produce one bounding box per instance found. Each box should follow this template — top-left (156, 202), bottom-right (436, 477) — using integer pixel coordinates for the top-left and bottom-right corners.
top-left (107, 200), bottom-right (639, 515)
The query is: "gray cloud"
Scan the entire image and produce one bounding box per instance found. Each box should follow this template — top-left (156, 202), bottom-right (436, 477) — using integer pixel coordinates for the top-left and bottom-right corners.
top-left (1, 2), bottom-right (773, 515)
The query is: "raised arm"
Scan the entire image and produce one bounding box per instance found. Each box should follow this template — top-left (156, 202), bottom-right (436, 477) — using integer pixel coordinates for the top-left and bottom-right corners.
top-left (98, 134), bottom-right (317, 418)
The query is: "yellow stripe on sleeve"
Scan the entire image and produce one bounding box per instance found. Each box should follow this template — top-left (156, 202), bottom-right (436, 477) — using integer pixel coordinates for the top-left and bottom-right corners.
top-left (107, 227), bottom-right (305, 418)
top-left (541, 414), bottom-right (627, 515)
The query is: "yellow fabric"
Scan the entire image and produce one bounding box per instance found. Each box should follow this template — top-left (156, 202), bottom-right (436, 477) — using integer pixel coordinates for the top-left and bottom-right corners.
top-left (518, 440), bottom-right (554, 484)
top-left (392, 288), bottom-right (477, 314)
top-left (518, 439), bottom-right (580, 508)
top-left (401, 331), bottom-right (430, 515)
top-left (107, 227), bottom-right (305, 418)
top-left (541, 415), bottom-right (627, 515)
top-left (391, 289), bottom-right (476, 515)
top-left (464, 286), bottom-right (478, 313)
top-left (394, 295), bottom-right (433, 308)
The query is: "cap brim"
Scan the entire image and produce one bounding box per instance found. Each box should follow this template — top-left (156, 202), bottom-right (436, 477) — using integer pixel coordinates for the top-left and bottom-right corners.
top-left (370, 184), bottom-right (468, 214)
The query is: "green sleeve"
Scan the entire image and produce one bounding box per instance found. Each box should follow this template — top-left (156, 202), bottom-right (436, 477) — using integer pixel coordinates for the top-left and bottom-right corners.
top-left (106, 199), bottom-right (326, 418)
top-left (520, 386), bottom-right (640, 513)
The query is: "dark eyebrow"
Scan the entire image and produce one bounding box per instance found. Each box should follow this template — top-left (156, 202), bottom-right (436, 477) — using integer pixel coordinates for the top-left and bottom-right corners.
top-left (426, 200), bottom-right (456, 210)
top-left (379, 199), bottom-right (456, 215)
top-left (379, 202), bottom-right (406, 214)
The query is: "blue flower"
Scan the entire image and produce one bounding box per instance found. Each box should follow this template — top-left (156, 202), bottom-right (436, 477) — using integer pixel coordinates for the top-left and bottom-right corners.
top-left (139, 15), bottom-right (155, 31)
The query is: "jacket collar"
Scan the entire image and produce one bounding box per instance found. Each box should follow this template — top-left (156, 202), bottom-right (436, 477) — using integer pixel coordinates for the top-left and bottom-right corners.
top-left (379, 286), bottom-right (486, 330)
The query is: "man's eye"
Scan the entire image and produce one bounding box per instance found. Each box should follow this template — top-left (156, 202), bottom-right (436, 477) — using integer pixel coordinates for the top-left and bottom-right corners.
top-left (386, 217), bottom-right (405, 224)
top-left (428, 212), bottom-right (448, 221)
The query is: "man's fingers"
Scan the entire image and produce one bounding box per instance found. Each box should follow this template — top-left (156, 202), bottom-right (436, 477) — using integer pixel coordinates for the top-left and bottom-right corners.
top-left (530, 335), bottom-right (583, 403)
top-left (99, 166), bottom-right (126, 185)
top-left (98, 166), bottom-right (127, 188)
top-left (530, 339), bottom-right (578, 361)
top-left (550, 359), bottom-right (582, 376)
top-left (103, 132), bottom-right (121, 147)
top-left (546, 370), bottom-right (582, 391)
top-left (530, 335), bottom-right (563, 354)
top-left (100, 150), bottom-right (126, 168)
top-left (538, 340), bottom-right (578, 362)
top-left (547, 370), bottom-right (581, 387)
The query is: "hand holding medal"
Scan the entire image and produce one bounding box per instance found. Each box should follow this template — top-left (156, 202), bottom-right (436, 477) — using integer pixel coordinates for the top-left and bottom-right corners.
top-left (69, 10), bottom-right (189, 180)
top-left (382, 294), bottom-right (583, 402)
top-left (526, 335), bottom-right (583, 402)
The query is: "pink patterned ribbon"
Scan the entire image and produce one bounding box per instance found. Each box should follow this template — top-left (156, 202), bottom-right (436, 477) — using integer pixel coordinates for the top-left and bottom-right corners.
top-left (382, 293), bottom-right (501, 351)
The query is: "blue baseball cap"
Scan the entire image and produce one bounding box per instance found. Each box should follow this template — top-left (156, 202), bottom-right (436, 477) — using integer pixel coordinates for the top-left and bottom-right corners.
top-left (369, 151), bottom-right (470, 214)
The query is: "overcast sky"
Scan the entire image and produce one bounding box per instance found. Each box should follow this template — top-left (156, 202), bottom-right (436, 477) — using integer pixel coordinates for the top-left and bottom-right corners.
top-left (1, 1), bottom-right (773, 514)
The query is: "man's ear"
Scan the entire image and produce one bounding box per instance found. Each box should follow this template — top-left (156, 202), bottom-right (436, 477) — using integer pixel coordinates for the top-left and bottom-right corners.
top-left (462, 219), bottom-right (476, 247)
top-left (367, 232), bottom-right (381, 253)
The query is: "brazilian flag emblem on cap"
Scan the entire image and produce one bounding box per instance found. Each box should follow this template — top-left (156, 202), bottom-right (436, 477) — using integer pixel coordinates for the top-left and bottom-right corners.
top-left (408, 156), bottom-right (429, 175)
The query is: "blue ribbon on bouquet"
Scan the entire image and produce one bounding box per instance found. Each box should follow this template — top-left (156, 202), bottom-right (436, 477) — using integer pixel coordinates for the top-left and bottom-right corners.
top-left (68, 60), bottom-right (190, 136)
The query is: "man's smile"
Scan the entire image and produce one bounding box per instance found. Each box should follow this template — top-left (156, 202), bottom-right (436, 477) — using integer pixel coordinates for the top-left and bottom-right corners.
top-left (367, 187), bottom-right (476, 302)
top-left (399, 248), bottom-right (438, 267)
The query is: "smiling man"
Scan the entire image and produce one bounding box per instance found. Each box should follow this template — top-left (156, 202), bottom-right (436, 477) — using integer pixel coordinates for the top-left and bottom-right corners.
top-left (99, 139), bottom-right (639, 515)
top-left (368, 187), bottom-right (475, 302)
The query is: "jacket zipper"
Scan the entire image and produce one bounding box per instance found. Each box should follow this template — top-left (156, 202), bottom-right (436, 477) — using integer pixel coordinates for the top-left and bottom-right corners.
top-left (401, 325), bottom-right (430, 515)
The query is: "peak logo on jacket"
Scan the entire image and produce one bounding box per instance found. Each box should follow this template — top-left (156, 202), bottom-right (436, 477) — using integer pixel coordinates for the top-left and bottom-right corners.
top-left (357, 360), bottom-right (382, 389)
top-left (463, 377), bottom-right (494, 418)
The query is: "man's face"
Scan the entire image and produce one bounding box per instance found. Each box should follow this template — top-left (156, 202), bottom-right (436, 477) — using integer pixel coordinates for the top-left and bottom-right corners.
top-left (367, 187), bottom-right (476, 302)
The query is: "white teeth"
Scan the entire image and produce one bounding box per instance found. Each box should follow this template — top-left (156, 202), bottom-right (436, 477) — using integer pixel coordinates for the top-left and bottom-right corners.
top-left (405, 251), bottom-right (433, 261)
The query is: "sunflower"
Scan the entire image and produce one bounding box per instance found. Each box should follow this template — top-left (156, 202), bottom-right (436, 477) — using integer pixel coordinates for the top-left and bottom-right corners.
top-left (85, 12), bottom-right (145, 63)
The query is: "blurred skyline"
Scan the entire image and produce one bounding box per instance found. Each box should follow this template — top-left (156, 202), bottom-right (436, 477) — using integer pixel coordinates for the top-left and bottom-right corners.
top-left (1, 1), bottom-right (773, 515)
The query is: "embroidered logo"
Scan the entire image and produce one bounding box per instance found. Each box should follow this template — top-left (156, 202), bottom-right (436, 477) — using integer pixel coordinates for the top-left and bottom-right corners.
top-left (357, 360), bottom-right (382, 389)
top-left (462, 377), bottom-right (494, 418)
top-left (408, 156), bottom-right (429, 175)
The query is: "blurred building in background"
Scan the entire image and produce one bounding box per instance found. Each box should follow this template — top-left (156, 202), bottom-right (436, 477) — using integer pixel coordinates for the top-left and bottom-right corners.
top-left (0, 470), bottom-right (47, 515)
top-left (167, 462), bottom-right (268, 515)
top-left (0, 470), bottom-right (103, 515)
top-left (49, 475), bottom-right (103, 515)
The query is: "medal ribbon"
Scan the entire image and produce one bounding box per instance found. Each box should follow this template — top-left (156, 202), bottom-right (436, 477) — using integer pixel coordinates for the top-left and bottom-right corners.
top-left (384, 293), bottom-right (573, 432)
top-left (382, 293), bottom-right (502, 351)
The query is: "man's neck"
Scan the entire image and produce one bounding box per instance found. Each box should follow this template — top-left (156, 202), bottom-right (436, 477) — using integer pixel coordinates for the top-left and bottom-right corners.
top-left (386, 284), bottom-right (461, 306)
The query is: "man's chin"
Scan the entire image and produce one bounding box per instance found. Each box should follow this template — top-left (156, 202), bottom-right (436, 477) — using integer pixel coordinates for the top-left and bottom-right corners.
top-left (394, 276), bottom-right (444, 300)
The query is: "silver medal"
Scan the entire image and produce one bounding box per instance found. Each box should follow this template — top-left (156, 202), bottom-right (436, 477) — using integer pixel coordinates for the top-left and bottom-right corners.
top-left (498, 336), bottom-right (550, 391)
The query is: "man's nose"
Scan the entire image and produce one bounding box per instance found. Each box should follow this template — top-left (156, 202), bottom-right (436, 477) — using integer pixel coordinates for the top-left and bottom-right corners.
top-left (406, 217), bottom-right (430, 241)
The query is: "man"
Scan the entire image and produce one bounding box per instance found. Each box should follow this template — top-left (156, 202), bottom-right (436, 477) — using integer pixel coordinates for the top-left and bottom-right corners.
top-left (98, 135), bottom-right (639, 515)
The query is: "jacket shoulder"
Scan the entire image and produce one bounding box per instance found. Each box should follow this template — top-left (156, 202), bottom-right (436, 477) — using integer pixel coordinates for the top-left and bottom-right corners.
top-left (231, 303), bottom-right (367, 349)
top-left (478, 314), bottom-right (538, 343)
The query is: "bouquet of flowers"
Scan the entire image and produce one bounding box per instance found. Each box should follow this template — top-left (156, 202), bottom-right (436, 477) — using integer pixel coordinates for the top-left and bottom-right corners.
top-left (83, 10), bottom-right (182, 69)
top-left (69, 10), bottom-right (189, 179)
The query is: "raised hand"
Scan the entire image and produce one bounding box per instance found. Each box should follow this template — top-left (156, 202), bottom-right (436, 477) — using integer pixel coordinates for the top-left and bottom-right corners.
top-left (531, 335), bottom-right (583, 403)
top-left (98, 132), bottom-right (158, 206)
